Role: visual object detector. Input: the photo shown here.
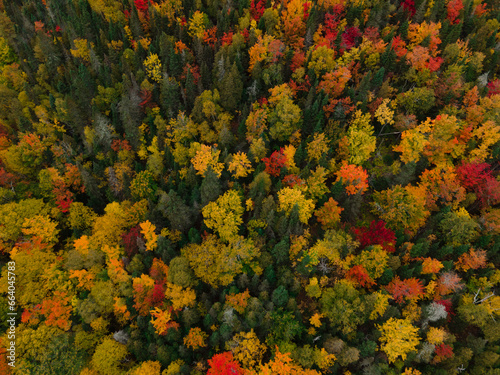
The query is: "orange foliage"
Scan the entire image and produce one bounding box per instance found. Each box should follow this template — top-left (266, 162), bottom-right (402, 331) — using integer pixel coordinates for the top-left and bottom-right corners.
top-left (315, 197), bottom-right (343, 229)
top-left (335, 163), bottom-right (369, 195)
top-left (386, 277), bottom-right (425, 303)
top-left (455, 248), bottom-right (487, 272)
top-left (40, 291), bottom-right (72, 330)
top-left (226, 289), bottom-right (251, 314)
top-left (421, 258), bottom-right (444, 274)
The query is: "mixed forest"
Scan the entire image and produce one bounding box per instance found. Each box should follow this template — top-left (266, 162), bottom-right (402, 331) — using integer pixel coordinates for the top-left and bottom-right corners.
top-left (0, 0), bottom-right (500, 373)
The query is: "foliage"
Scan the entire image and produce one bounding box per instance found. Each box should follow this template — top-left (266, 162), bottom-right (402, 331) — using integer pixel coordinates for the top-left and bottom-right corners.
top-left (378, 318), bottom-right (420, 363)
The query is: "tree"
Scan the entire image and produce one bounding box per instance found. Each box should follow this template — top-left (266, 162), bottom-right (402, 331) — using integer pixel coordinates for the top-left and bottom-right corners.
top-left (202, 190), bottom-right (244, 243)
top-left (378, 318), bottom-right (420, 363)
top-left (307, 133), bottom-right (329, 163)
top-left (315, 198), bottom-right (343, 229)
top-left (277, 187), bottom-right (315, 224)
top-left (226, 329), bottom-right (266, 368)
top-left (335, 163), bottom-right (369, 195)
top-left (342, 110), bottom-right (376, 165)
top-left (181, 234), bottom-right (260, 287)
top-left (228, 152), bottom-right (254, 179)
top-left (320, 280), bottom-right (370, 336)
top-left (191, 144), bottom-right (224, 178)
top-left (267, 84), bottom-right (302, 141)
top-left (258, 348), bottom-right (321, 375)
top-left (184, 327), bottom-right (208, 350)
top-left (385, 277), bottom-right (425, 304)
top-left (91, 337), bottom-right (128, 375)
top-left (371, 185), bottom-right (430, 235)
top-left (207, 352), bottom-right (245, 375)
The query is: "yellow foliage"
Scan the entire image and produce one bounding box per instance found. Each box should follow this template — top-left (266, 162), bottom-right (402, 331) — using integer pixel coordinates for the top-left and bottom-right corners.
top-left (307, 166), bottom-right (329, 200)
top-left (308, 45), bottom-right (336, 76)
top-left (150, 307), bottom-right (174, 335)
top-left (378, 318), bottom-right (420, 363)
top-left (163, 360), bottom-right (185, 375)
top-left (202, 190), bottom-right (244, 243)
top-left (307, 133), bottom-right (329, 163)
top-left (131, 361), bottom-right (162, 375)
top-left (375, 99), bottom-right (395, 126)
top-left (277, 187), bottom-right (315, 224)
top-left (188, 11), bottom-right (207, 39)
top-left (369, 291), bottom-right (391, 320)
top-left (310, 313), bottom-right (323, 327)
top-left (140, 220), bottom-right (158, 251)
top-left (144, 54), bottom-right (163, 83)
top-left (21, 215), bottom-right (59, 244)
top-left (70, 39), bottom-right (94, 62)
top-left (227, 329), bottom-right (267, 368)
top-left (228, 151), bottom-right (254, 178)
top-left (426, 327), bottom-right (446, 345)
top-left (165, 282), bottom-right (196, 310)
top-left (345, 110), bottom-right (376, 165)
top-left (184, 327), bottom-right (208, 350)
top-left (191, 144), bottom-right (224, 177)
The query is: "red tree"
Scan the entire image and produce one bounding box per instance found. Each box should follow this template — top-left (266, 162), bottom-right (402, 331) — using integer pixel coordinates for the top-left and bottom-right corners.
top-left (354, 220), bottom-right (396, 253)
top-left (262, 149), bottom-right (287, 177)
top-left (207, 352), bottom-right (245, 375)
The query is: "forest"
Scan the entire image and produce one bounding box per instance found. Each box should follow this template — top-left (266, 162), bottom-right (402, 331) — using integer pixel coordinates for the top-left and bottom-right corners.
top-left (0, 0), bottom-right (499, 373)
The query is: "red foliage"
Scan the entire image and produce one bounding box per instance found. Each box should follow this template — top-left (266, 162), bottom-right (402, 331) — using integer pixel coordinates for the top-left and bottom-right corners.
top-left (341, 27), bottom-right (361, 51)
top-left (145, 283), bottom-right (165, 307)
top-left (434, 343), bottom-right (454, 363)
top-left (303, 1), bottom-right (311, 20)
top-left (139, 89), bottom-right (154, 109)
top-left (134, 0), bottom-right (149, 14)
top-left (111, 139), bottom-right (133, 152)
top-left (487, 79), bottom-right (500, 97)
top-left (56, 197), bottom-right (73, 213)
top-left (346, 265), bottom-right (375, 287)
top-left (385, 277), bottom-right (425, 303)
top-left (427, 56), bottom-right (444, 72)
top-left (122, 225), bottom-right (141, 257)
top-left (456, 162), bottom-right (500, 207)
top-left (203, 26), bottom-right (218, 49)
top-left (221, 31), bottom-right (234, 46)
top-left (0, 168), bottom-right (16, 187)
top-left (401, 0), bottom-right (416, 17)
top-left (262, 149), bottom-right (287, 177)
top-left (447, 0), bottom-right (464, 24)
top-left (282, 174), bottom-right (305, 188)
top-left (323, 97), bottom-right (355, 118)
top-left (391, 36), bottom-right (408, 58)
top-left (289, 75), bottom-right (311, 95)
top-left (291, 51), bottom-right (306, 72)
top-left (435, 299), bottom-right (454, 321)
top-left (354, 220), bottom-right (396, 253)
top-left (207, 352), bottom-right (245, 375)
top-left (250, 0), bottom-right (266, 22)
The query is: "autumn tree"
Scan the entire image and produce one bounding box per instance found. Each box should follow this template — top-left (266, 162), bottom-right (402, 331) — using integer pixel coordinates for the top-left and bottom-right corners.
top-left (378, 318), bottom-right (420, 363)
top-left (371, 185), bottom-right (430, 235)
top-left (202, 190), bottom-right (244, 243)
top-left (267, 84), bottom-right (302, 141)
top-left (181, 234), bottom-right (260, 287)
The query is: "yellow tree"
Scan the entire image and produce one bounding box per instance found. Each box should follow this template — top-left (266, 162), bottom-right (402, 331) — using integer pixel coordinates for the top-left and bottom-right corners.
top-left (307, 133), bottom-right (329, 163)
top-left (267, 84), bottom-right (302, 141)
top-left (378, 318), bottom-right (420, 363)
top-left (226, 329), bottom-right (267, 368)
top-left (228, 151), bottom-right (254, 178)
top-left (181, 234), bottom-right (261, 287)
top-left (140, 220), bottom-right (158, 251)
top-left (184, 327), bottom-right (208, 350)
top-left (188, 11), bottom-right (207, 39)
top-left (144, 54), bottom-right (162, 83)
top-left (277, 187), bottom-right (315, 224)
top-left (164, 282), bottom-right (196, 310)
top-left (202, 190), bottom-right (244, 243)
top-left (191, 144), bottom-right (224, 177)
top-left (372, 185), bottom-right (430, 235)
top-left (343, 110), bottom-right (376, 165)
